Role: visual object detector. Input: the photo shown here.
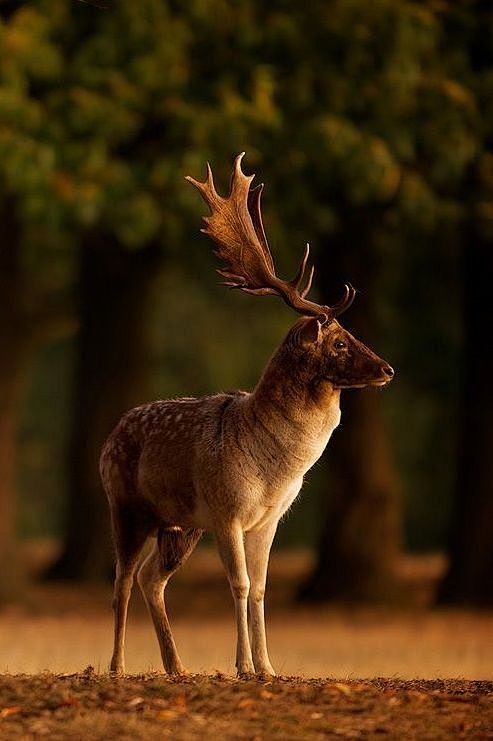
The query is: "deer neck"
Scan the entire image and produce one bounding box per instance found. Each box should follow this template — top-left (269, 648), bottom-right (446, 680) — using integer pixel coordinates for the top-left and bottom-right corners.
top-left (247, 350), bottom-right (341, 463)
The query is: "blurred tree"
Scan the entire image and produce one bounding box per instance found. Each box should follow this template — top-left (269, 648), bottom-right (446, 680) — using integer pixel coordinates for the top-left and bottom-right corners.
top-left (271, 1), bottom-right (475, 600)
top-left (300, 211), bottom-right (402, 600)
top-left (47, 236), bottom-right (161, 579)
top-left (438, 2), bottom-right (493, 605)
top-left (0, 205), bottom-right (27, 599)
top-left (438, 211), bottom-right (493, 605)
top-left (0, 6), bottom-right (74, 599)
top-left (41, 0), bottom-right (195, 577)
top-left (40, 0), bottom-right (296, 580)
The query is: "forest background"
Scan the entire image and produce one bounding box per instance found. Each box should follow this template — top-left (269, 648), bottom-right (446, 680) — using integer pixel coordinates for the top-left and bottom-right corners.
top-left (0, 0), bottom-right (492, 609)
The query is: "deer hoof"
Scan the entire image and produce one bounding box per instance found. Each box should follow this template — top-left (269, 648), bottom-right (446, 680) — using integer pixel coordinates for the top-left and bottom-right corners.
top-left (237, 670), bottom-right (255, 680)
top-left (109, 667), bottom-right (125, 677)
top-left (256, 667), bottom-right (276, 679)
top-left (167, 663), bottom-right (186, 676)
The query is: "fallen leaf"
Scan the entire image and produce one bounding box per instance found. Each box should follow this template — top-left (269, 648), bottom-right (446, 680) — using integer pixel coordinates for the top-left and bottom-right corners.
top-left (333, 683), bottom-right (352, 696)
top-left (127, 697), bottom-right (145, 708)
top-left (0, 707), bottom-right (22, 719)
top-left (238, 698), bottom-right (256, 708)
top-left (157, 709), bottom-right (179, 721)
top-left (190, 713), bottom-right (207, 726)
top-left (151, 699), bottom-right (168, 709)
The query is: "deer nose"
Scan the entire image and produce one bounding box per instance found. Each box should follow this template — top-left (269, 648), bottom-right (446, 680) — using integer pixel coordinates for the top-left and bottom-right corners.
top-left (382, 364), bottom-right (394, 378)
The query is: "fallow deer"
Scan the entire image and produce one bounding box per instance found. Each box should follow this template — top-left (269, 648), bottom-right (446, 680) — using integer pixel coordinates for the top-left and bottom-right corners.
top-left (100, 153), bottom-right (394, 678)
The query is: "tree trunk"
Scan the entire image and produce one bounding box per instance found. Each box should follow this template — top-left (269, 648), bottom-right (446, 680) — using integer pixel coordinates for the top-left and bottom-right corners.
top-left (0, 346), bottom-right (27, 602)
top-left (47, 235), bottom-right (161, 581)
top-left (0, 206), bottom-right (29, 601)
top-left (300, 211), bottom-right (402, 601)
top-left (437, 223), bottom-right (493, 605)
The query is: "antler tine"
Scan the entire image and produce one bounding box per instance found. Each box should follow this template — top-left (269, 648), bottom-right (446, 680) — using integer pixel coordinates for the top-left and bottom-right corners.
top-left (289, 242), bottom-right (316, 300)
top-left (186, 153), bottom-right (280, 294)
top-left (229, 152), bottom-right (255, 201)
top-left (301, 265), bottom-right (315, 299)
top-left (185, 162), bottom-right (221, 213)
top-left (186, 153), bottom-right (356, 320)
top-left (247, 183), bottom-right (274, 273)
top-left (330, 283), bottom-right (356, 316)
top-left (290, 242), bottom-right (310, 290)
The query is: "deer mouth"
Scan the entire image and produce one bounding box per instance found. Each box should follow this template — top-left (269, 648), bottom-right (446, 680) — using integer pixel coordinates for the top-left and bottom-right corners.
top-left (335, 372), bottom-right (394, 389)
top-left (370, 375), bottom-right (394, 387)
top-left (332, 361), bottom-right (395, 389)
top-left (369, 364), bottom-right (395, 387)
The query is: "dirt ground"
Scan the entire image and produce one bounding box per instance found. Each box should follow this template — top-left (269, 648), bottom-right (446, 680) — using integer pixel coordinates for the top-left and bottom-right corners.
top-left (0, 547), bottom-right (492, 738)
top-left (0, 671), bottom-right (491, 740)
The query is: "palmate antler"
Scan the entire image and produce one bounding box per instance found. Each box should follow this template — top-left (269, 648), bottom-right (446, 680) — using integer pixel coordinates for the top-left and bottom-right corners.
top-left (186, 152), bottom-right (355, 319)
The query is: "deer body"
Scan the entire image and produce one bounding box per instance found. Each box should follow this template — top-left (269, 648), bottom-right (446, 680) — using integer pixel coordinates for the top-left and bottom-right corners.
top-left (101, 155), bottom-right (393, 677)
top-left (102, 343), bottom-right (342, 533)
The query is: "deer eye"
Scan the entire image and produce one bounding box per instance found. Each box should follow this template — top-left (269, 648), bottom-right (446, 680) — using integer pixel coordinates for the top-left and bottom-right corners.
top-left (334, 340), bottom-right (347, 350)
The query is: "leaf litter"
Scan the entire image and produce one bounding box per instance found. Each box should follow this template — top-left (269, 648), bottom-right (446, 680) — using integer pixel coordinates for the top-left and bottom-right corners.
top-left (0, 672), bottom-right (491, 739)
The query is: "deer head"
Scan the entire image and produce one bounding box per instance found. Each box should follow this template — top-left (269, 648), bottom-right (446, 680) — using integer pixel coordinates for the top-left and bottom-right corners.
top-left (186, 153), bottom-right (394, 390)
top-left (281, 315), bottom-right (394, 390)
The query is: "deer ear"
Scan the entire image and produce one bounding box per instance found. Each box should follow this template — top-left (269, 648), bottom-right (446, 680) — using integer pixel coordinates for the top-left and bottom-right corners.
top-left (299, 315), bottom-right (328, 346)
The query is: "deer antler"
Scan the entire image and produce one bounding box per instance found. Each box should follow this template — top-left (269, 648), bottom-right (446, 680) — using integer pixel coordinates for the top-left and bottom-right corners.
top-left (185, 153), bottom-right (355, 319)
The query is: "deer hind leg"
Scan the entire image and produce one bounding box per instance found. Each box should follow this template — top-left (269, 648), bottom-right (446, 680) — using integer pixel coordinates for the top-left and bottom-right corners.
top-left (244, 520), bottom-right (278, 677)
top-left (137, 526), bottom-right (202, 674)
top-left (109, 504), bottom-right (153, 675)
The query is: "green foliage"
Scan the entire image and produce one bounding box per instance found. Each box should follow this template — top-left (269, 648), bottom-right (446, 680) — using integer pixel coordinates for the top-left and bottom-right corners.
top-left (1, 1), bottom-right (484, 241)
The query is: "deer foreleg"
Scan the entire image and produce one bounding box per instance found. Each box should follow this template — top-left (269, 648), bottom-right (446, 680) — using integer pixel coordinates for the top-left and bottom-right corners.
top-left (215, 520), bottom-right (254, 676)
top-left (245, 520), bottom-right (278, 676)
